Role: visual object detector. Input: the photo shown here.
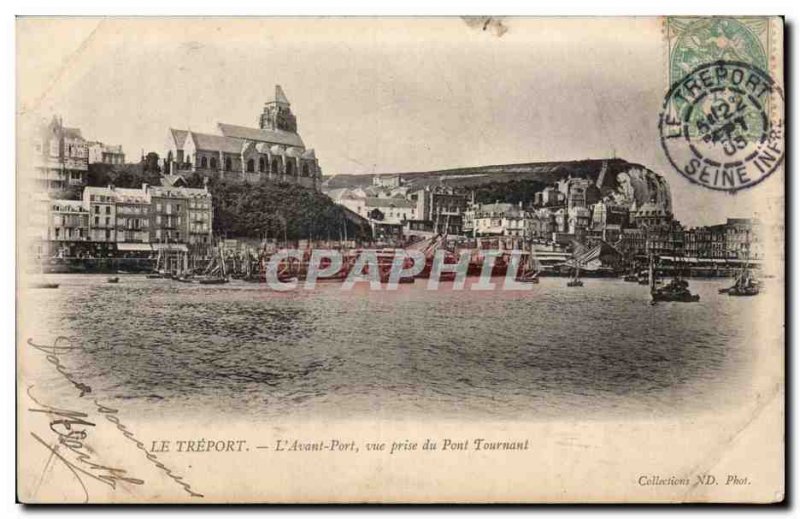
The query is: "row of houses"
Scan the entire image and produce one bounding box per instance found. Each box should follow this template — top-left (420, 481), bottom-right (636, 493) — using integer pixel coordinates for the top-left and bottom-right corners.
top-left (326, 182), bottom-right (469, 240)
top-left (31, 181), bottom-right (213, 259)
top-left (326, 172), bottom-right (762, 260)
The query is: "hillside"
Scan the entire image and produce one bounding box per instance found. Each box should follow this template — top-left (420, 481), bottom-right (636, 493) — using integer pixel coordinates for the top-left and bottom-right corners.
top-left (323, 158), bottom-right (673, 212)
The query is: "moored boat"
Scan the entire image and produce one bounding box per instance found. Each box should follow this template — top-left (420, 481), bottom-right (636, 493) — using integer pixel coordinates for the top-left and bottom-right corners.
top-left (649, 255), bottom-right (699, 303)
top-left (721, 257), bottom-right (760, 297)
top-left (30, 282), bottom-right (59, 289)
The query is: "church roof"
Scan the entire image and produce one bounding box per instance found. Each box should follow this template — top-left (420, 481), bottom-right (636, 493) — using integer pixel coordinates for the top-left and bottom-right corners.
top-left (274, 85), bottom-right (290, 106)
top-left (217, 123), bottom-right (305, 148)
top-left (169, 128), bottom-right (189, 149)
top-left (189, 131), bottom-right (245, 154)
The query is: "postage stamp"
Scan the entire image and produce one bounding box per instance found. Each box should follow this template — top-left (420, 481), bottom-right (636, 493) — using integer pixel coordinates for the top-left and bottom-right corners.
top-left (658, 60), bottom-right (784, 192)
top-left (661, 17), bottom-right (784, 192)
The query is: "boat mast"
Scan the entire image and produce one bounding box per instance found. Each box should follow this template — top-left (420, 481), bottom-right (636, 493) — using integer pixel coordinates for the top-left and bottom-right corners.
top-left (649, 254), bottom-right (656, 291)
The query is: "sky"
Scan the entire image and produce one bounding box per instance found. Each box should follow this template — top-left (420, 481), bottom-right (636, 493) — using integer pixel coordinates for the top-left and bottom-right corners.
top-left (17, 17), bottom-right (783, 227)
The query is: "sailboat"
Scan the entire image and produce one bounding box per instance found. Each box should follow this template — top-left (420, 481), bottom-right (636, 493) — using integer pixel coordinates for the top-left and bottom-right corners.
top-left (623, 262), bottom-right (639, 282)
top-left (566, 264), bottom-right (583, 287)
top-left (147, 237), bottom-right (168, 278)
top-left (650, 254), bottom-right (699, 302)
top-left (197, 245), bottom-right (229, 284)
top-left (515, 245), bottom-right (540, 283)
top-left (720, 257), bottom-right (760, 296)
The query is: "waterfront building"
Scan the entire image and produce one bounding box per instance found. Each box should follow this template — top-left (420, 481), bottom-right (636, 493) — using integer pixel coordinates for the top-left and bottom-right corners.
top-left (165, 85), bottom-right (322, 190)
top-left (408, 186), bottom-right (468, 236)
top-left (33, 116), bottom-right (89, 192)
top-left (644, 220), bottom-right (685, 257)
top-left (527, 209), bottom-right (556, 240)
top-left (725, 218), bottom-right (761, 260)
top-left (618, 227), bottom-right (647, 257)
top-left (114, 188), bottom-right (151, 248)
top-left (685, 219), bottom-right (761, 261)
top-left (363, 197), bottom-right (417, 225)
top-left (83, 186), bottom-right (117, 247)
top-left (87, 141), bottom-right (125, 165)
top-left (46, 199), bottom-right (90, 257)
top-left (567, 206), bottom-right (591, 236)
top-left (631, 202), bottom-right (672, 229)
top-left (472, 202), bottom-right (526, 237)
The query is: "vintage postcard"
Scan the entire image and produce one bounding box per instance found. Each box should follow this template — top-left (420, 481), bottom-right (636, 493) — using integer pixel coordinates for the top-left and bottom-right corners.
top-left (16, 16), bottom-right (785, 503)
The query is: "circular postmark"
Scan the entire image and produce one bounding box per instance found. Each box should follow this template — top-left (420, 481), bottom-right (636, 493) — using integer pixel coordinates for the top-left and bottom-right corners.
top-left (659, 60), bottom-right (784, 192)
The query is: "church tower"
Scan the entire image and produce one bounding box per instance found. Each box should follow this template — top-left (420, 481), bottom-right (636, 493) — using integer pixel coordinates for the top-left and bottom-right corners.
top-left (259, 85), bottom-right (298, 133)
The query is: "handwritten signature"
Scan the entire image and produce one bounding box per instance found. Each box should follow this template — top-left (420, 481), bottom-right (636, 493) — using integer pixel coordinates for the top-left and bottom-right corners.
top-left (25, 337), bottom-right (204, 501)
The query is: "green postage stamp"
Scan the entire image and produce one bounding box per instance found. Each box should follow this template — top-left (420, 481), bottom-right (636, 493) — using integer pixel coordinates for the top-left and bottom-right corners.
top-left (660, 17), bottom-right (784, 192)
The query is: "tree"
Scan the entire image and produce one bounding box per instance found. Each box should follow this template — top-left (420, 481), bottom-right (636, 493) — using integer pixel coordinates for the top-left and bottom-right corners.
top-left (207, 180), bottom-right (371, 242)
top-left (143, 152), bottom-right (161, 174)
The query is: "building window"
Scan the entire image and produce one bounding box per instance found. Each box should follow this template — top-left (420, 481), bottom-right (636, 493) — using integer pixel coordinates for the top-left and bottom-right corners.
top-left (225, 157), bottom-right (231, 171)
top-left (105, 206), bottom-right (111, 215)
top-left (210, 157), bottom-right (217, 170)
top-left (259, 157), bottom-right (265, 172)
top-left (286, 161), bottom-right (294, 176)
top-left (201, 156), bottom-right (208, 169)
top-left (94, 206), bottom-right (99, 214)
top-left (246, 159), bottom-right (255, 173)
top-left (302, 163), bottom-right (309, 177)
top-left (271, 160), bottom-right (278, 174)
top-left (94, 216), bottom-right (99, 225)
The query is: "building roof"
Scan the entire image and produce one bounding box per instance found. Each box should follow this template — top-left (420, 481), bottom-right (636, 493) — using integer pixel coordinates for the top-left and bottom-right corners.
top-left (84, 186), bottom-right (116, 197)
top-left (161, 174), bottom-right (188, 187)
top-left (51, 199), bottom-right (85, 211)
top-left (365, 197), bottom-right (416, 209)
top-left (169, 128), bottom-right (189, 149)
top-left (285, 146), bottom-right (303, 158)
top-left (635, 202), bottom-right (670, 217)
top-left (475, 202), bottom-right (523, 217)
top-left (149, 186), bottom-right (211, 199)
top-left (189, 131), bottom-right (246, 154)
top-left (114, 187), bottom-right (151, 204)
top-left (217, 123), bottom-right (305, 148)
top-left (273, 85), bottom-right (290, 106)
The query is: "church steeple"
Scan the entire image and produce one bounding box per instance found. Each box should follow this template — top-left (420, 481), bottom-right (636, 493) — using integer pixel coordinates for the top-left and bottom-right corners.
top-left (259, 85), bottom-right (297, 133)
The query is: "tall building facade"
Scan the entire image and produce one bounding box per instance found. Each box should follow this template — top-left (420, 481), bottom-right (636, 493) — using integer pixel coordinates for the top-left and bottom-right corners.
top-left (165, 85), bottom-right (322, 190)
top-left (87, 142), bottom-right (125, 165)
top-left (33, 116), bottom-right (89, 192)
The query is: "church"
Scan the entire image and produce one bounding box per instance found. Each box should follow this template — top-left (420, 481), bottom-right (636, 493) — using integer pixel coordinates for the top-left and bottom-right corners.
top-left (164, 85), bottom-right (322, 190)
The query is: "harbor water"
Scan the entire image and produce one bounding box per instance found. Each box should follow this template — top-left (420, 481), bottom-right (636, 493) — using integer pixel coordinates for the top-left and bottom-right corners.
top-left (23, 274), bottom-right (769, 421)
